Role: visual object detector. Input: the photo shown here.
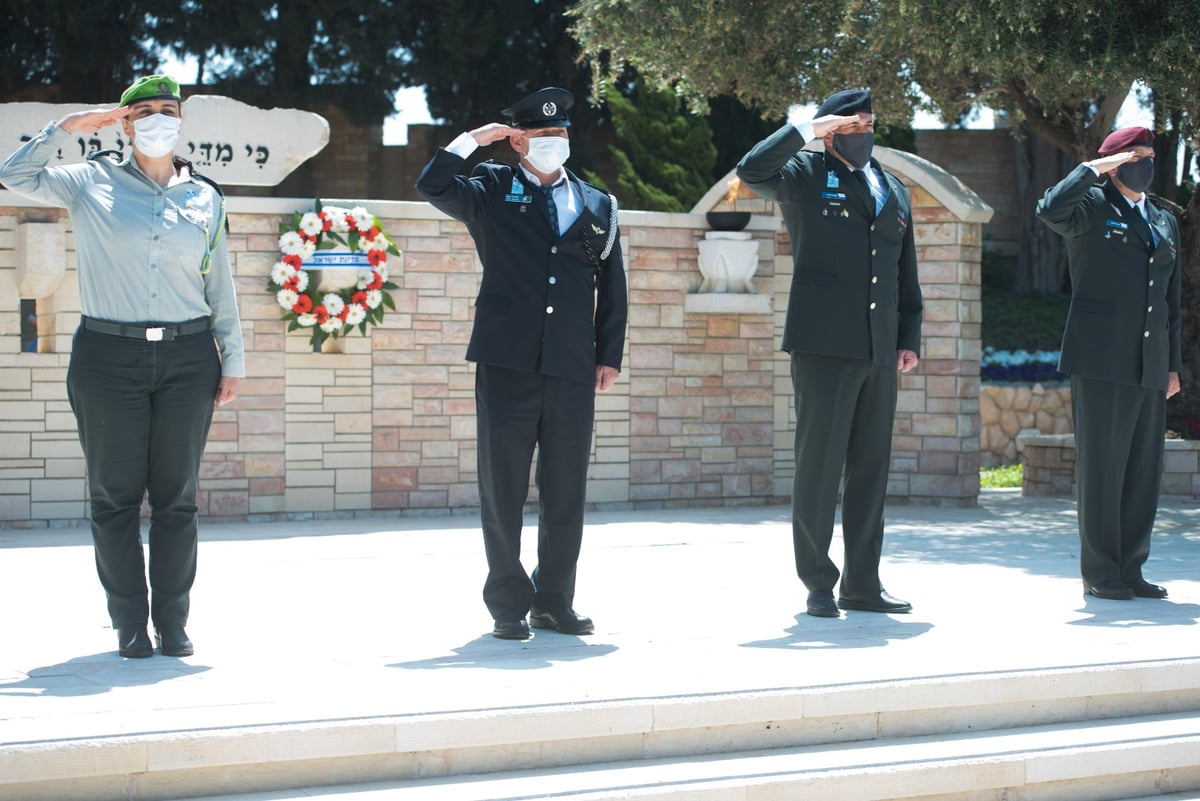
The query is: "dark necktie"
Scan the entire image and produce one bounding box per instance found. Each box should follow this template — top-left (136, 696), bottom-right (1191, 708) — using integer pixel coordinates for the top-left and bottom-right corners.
top-left (540, 184), bottom-right (559, 236)
top-left (852, 169), bottom-right (875, 215)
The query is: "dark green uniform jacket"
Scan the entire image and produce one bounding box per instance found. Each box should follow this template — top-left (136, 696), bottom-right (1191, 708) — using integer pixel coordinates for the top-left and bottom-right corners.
top-left (736, 124), bottom-right (923, 364)
top-left (1036, 164), bottom-right (1181, 392)
top-left (416, 149), bottom-right (627, 386)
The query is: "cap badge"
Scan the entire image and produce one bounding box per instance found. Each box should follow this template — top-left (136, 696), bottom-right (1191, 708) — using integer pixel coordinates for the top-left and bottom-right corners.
top-left (542, 101), bottom-right (557, 117)
top-left (157, 81), bottom-right (171, 94)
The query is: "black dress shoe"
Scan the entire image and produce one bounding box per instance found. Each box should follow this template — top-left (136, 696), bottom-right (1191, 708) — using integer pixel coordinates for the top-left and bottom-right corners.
top-left (529, 607), bottom-right (594, 635)
top-left (117, 626), bottom-right (153, 658)
top-left (1084, 580), bottom-right (1135, 600)
top-left (493, 620), bottom-right (531, 640)
top-left (155, 624), bottom-right (194, 656)
top-left (838, 590), bottom-right (912, 613)
top-left (806, 590), bottom-right (839, 618)
top-left (1128, 579), bottom-right (1169, 599)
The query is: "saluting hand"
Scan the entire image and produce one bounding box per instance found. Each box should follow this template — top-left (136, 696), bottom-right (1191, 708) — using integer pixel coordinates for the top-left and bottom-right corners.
top-left (469, 123), bottom-right (523, 147)
top-left (57, 106), bottom-right (134, 135)
top-left (1086, 151), bottom-right (1135, 175)
top-left (811, 114), bottom-right (862, 138)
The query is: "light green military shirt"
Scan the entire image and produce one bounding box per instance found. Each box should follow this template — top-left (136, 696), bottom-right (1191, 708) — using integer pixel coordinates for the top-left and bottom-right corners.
top-left (0, 122), bottom-right (245, 377)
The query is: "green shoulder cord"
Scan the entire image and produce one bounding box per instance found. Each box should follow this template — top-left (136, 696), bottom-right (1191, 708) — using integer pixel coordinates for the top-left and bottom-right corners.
top-left (199, 199), bottom-right (227, 275)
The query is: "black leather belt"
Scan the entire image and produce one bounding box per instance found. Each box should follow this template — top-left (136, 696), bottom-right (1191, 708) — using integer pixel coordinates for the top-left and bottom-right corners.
top-left (81, 316), bottom-right (212, 342)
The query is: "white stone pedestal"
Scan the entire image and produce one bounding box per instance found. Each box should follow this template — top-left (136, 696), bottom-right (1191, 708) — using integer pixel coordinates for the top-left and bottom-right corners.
top-left (697, 231), bottom-right (759, 294)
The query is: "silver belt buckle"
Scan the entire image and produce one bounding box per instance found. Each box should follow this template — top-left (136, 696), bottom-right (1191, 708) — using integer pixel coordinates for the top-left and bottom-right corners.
top-left (145, 327), bottom-right (165, 342)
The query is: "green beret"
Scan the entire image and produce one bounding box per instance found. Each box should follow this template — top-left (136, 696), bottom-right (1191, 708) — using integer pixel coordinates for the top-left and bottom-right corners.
top-left (120, 75), bottom-right (182, 107)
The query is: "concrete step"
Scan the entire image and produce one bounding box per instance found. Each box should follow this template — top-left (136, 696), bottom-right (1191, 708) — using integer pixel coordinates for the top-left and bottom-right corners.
top-left (182, 711), bottom-right (1200, 800)
top-left (3, 658), bottom-right (1198, 801)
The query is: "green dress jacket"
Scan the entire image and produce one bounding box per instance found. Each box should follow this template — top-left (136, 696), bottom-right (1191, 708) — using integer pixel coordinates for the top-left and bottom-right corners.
top-left (1036, 164), bottom-right (1181, 392)
top-left (737, 124), bottom-right (923, 364)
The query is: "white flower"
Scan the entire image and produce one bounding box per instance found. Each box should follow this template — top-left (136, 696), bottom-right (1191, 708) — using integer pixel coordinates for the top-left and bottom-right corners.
top-left (322, 293), bottom-right (345, 316)
top-left (349, 207), bottom-right (373, 231)
top-left (299, 212), bottom-right (323, 237)
top-left (271, 261), bottom-right (296, 285)
top-left (374, 264), bottom-right (389, 283)
top-left (322, 205), bottom-right (351, 232)
top-left (291, 269), bottom-right (310, 292)
top-left (296, 313), bottom-right (318, 327)
top-left (319, 317), bottom-right (342, 334)
top-left (356, 268), bottom-right (374, 289)
top-left (344, 304), bottom-right (367, 326)
top-left (278, 231), bottom-right (306, 255)
top-left (276, 288), bottom-right (299, 310)
top-left (366, 289), bottom-right (383, 309)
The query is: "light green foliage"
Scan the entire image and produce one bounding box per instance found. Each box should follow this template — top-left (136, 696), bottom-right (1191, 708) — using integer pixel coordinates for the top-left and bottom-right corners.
top-left (980, 464), bottom-right (1023, 489)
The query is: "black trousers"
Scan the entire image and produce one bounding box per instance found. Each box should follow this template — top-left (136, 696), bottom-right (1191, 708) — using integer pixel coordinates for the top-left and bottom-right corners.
top-left (475, 364), bottom-right (595, 621)
top-left (789, 352), bottom-right (897, 596)
top-left (1071, 375), bottom-right (1165, 587)
top-left (66, 323), bottom-right (220, 629)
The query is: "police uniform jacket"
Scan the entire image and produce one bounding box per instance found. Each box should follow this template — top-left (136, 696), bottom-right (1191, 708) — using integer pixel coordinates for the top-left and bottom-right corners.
top-left (737, 124), bottom-right (923, 364)
top-left (416, 149), bottom-right (626, 386)
top-left (1036, 164), bottom-right (1181, 392)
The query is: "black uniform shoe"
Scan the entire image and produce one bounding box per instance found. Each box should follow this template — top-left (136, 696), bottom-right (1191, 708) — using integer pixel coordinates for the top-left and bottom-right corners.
top-left (493, 620), bottom-right (532, 640)
top-left (1084, 580), bottom-right (1135, 600)
top-left (837, 590), bottom-right (913, 613)
top-left (806, 590), bottom-right (840, 618)
top-left (117, 627), bottom-right (153, 658)
top-left (155, 624), bottom-right (194, 657)
top-left (1128, 579), bottom-right (1168, 599)
top-left (529, 608), bottom-right (594, 635)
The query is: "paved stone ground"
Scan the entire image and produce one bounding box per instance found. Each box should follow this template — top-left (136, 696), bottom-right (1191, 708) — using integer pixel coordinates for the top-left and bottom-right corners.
top-left (1, 490), bottom-right (1198, 749)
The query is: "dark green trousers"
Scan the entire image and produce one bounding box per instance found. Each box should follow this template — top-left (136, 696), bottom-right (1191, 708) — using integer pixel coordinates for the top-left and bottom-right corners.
top-left (67, 323), bottom-right (220, 630)
top-left (1071, 375), bottom-right (1165, 587)
top-left (789, 352), bottom-right (897, 596)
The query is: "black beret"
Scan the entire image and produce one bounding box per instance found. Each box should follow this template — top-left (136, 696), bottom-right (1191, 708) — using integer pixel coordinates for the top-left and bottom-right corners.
top-left (501, 87), bottom-right (574, 129)
top-left (816, 88), bottom-right (872, 118)
top-left (1098, 126), bottom-right (1154, 155)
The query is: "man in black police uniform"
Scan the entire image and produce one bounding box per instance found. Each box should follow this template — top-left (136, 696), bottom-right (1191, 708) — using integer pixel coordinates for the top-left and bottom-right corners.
top-left (737, 88), bottom-right (923, 618)
top-left (1036, 126), bottom-right (1181, 601)
top-left (416, 87), bottom-right (627, 639)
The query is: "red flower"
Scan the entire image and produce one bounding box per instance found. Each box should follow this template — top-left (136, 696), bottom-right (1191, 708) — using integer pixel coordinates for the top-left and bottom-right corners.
top-left (337, 306), bottom-right (350, 321)
top-left (344, 214), bottom-right (356, 231)
top-left (317, 212), bottom-right (333, 232)
top-left (352, 291), bottom-right (368, 307)
top-left (367, 249), bottom-right (386, 267)
top-left (292, 294), bottom-right (313, 314)
top-left (366, 272), bottom-right (383, 291)
top-left (283, 276), bottom-right (301, 291)
top-left (282, 253), bottom-right (303, 270)
top-left (314, 305), bottom-right (330, 324)
top-left (367, 225), bottom-right (380, 239)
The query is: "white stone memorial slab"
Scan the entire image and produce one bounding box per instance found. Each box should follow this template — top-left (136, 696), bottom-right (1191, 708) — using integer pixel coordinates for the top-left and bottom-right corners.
top-left (0, 95), bottom-right (329, 187)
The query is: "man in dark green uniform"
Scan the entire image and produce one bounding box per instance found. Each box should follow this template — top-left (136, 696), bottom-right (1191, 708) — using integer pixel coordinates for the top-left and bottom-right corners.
top-left (416, 88), bottom-right (627, 639)
top-left (737, 89), bottom-right (924, 618)
top-left (1036, 126), bottom-right (1181, 601)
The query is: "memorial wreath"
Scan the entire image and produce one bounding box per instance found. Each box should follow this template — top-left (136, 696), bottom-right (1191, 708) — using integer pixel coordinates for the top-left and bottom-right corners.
top-left (268, 200), bottom-right (400, 349)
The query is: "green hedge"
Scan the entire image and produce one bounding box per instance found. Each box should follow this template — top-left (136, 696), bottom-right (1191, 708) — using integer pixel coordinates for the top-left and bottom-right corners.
top-left (981, 290), bottom-right (1069, 352)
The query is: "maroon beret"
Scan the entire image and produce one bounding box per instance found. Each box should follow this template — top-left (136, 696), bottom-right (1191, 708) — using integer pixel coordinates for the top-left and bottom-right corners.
top-left (1098, 126), bottom-right (1154, 155)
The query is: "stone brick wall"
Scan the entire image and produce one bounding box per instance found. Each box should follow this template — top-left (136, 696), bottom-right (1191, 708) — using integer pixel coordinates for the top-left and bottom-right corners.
top-left (980, 382), bottom-right (1073, 466)
top-left (0, 145), bottom-right (989, 525)
top-left (1022, 434), bottom-right (1200, 501)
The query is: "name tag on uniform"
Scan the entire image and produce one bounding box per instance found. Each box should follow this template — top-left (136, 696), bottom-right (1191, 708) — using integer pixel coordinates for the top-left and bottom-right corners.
top-left (821, 191), bottom-right (846, 201)
top-left (505, 176), bottom-right (532, 204)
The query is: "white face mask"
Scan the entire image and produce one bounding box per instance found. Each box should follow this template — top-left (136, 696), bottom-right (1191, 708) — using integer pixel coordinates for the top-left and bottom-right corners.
top-left (525, 135), bottom-right (570, 174)
top-left (131, 113), bottom-right (181, 158)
